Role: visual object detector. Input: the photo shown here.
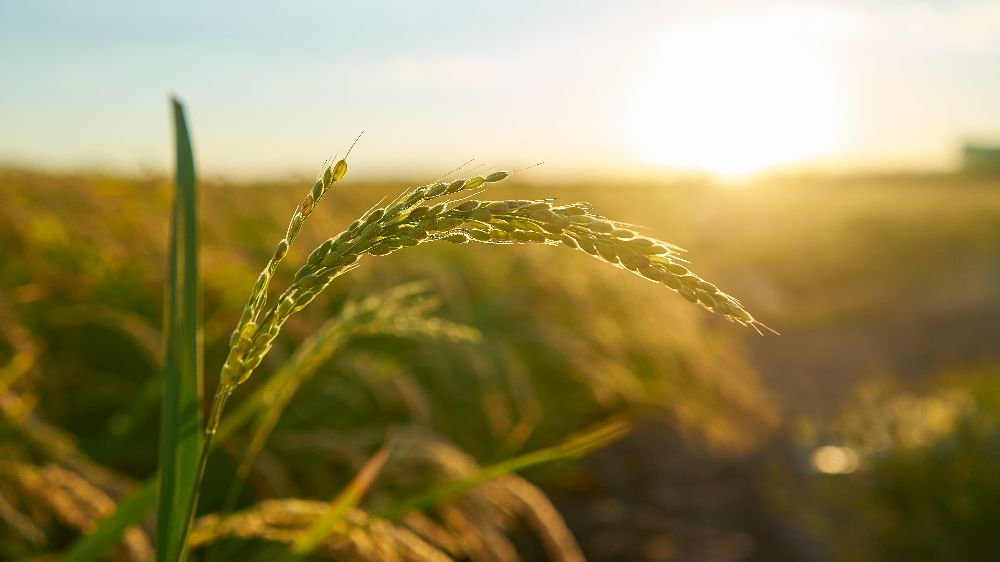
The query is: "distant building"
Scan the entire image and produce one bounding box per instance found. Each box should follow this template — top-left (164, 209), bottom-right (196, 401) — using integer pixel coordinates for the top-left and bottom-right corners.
top-left (962, 143), bottom-right (1000, 175)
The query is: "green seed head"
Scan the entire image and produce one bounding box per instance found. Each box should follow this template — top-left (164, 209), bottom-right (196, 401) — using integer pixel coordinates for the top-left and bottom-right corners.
top-left (408, 206), bottom-right (430, 219)
top-left (577, 238), bottom-right (597, 255)
top-left (243, 354), bottom-right (264, 374)
top-left (251, 270), bottom-right (267, 291)
top-left (446, 179), bottom-right (466, 193)
top-left (697, 292), bottom-right (717, 309)
top-left (678, 285), bottom-right (698, 303)
top-left (620, 252), bottom-right (648, 270)
top-left (405, 188), bottom-right (427, 205)
top-left (385, 201), bottom-right (408, 218)
top-left (306, 239), bottom-right (333, 265)
top-left (680, 275), bottom-right (700, 288)
top-left (664, 263), bottom-right (688, 276)
top-left (697, 280), bottom-right (719, 294)
top-left (514, 220), bottom-right (545, 234)
top-left (732, 307), bottom-right (754, 323)
top-left (528, 209), bottom-right (556, 222)
top-left (590, 220), bottom-right (614, 234)
top-left (523, 202), bottom-right (550, 212)
top-left (486, 201), bottom-right (510, 213)
top-left (304, 272), bottom-right (327, 288)
top-left (492, 221), bottom-right (516, 233)
top-left (294, 289), bottom-right (319, 308)
top-left (595, 241), bottom-right (618, 263)
top-left (426, 184), bottom-right (447, 198)
top-left (360, 223), bottom-right (383, 241)
top-left (222, 166), bottom-right (764, 403)
top-left (444, 233), bottom-right (469, 243)
top-left (320, 251), bottom-right (342, 267)
top-left (712, 299), bottom-right (732, 315)
top-left (368, 242), bottom-right (397, 256)
top-left (467, 229), bottom-right (491, 242)
top-left (287, 214), bottom-right (304, 238)
top-left (638, 265), bottom-right (661, 282)
top-left (634, 243), bottom-right (670, 255)
top-left (431, 217), bottom-right (460, 231)
top-left (332, 159), bottom-right (348, 181)
top-left (548, 214), bottom-right (572, 227)
top-left (470, 207), bottom-right (492, 222)
top-left (273, 240), bottom-right (289, 261)
top-left (661, 271), bottom-right (681, 289)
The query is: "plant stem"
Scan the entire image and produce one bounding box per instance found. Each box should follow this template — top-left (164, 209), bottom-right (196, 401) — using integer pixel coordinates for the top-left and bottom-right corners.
top-left (174, 388), bottom-right (230, 562)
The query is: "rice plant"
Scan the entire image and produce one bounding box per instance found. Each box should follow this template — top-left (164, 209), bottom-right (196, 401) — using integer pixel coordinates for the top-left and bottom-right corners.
top-left (0, 99), bottom-right (765, 561)
top-left (206, 145), bottom-right (765, 446)
top-left (143, 97), bottom-right (766, 560)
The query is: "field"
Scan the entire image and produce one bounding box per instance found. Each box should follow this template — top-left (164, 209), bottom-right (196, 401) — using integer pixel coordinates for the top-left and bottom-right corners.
top-left (2, 166), bottom-right (1000, 561)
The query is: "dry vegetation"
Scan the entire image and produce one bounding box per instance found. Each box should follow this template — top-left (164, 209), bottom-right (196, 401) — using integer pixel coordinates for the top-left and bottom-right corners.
top-left (2, 165), bottom-right (999, 561)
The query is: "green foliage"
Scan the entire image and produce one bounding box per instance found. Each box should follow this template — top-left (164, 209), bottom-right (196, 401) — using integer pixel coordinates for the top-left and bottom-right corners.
top-left (800, 369), bottom-right (1000, 562)
top-left (62, 479), bottom-right (157, 562)
top-left (0, 161), bottom-right (792, 560)
top-left (288, 441), bottom-right (392, 559)
top-left (0, 118), bottom-right (811, 558)
top-left (157, 98), bottom-right (203, 562)
top-left (378, 417), bottom-right (629, 520)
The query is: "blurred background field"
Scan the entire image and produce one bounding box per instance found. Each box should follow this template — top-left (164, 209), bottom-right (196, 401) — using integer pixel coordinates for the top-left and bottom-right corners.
top-left (4, 1), bottom-right (1000, 560)
top-left (2, 166), bottom-right (999, 560)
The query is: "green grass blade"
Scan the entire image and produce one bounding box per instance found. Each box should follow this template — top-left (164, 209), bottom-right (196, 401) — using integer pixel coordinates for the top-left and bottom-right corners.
top-left (157, 97), bottom-right (203, 562)
top-left (61, 479), bottom-right (158, 562)
top-left (378, 417), bottom-right (631, 520)
top-left (283, 440), bottom-right (394, 560)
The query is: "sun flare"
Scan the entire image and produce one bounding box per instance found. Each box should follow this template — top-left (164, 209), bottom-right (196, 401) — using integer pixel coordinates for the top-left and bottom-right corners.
top-left (628, 16), bottom-right (843, 178)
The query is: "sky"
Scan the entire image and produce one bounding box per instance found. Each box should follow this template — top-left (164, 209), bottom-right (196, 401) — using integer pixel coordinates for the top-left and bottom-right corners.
top-left (1, 0), bottom-right (999, 180)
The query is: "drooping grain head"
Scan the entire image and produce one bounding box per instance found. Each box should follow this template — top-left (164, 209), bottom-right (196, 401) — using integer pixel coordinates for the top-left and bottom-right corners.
top-left (217, 165), bottom-right (768, 412)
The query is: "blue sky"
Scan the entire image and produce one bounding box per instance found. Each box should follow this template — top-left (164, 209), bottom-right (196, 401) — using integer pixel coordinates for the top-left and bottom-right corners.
top-left (2, 1), bottom-right (999, 179)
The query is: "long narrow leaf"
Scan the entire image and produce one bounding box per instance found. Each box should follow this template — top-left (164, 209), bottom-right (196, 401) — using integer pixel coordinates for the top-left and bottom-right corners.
top-left (378, 417), bottom-right (631, 520)
top-left (157, 97), bottom-right (203, 562)
top-left (61, 480), bottom-right (158, 562)
top-left (284, 439), bottom-right (394, 560)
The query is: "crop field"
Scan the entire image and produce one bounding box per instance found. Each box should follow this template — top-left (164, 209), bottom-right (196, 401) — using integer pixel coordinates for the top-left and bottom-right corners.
top-left (4, 0), bottom-right (1000, 559)
top-left (2, 161), bottom-right (999, 561)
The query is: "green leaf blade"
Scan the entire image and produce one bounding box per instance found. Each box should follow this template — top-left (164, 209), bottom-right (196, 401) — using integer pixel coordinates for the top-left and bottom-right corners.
top-left (61, 480), bottom-right (158, 562)
top-left (379, 417), bottom-right (630, 520)
top-left (157, 97), bottom-right (203, 562)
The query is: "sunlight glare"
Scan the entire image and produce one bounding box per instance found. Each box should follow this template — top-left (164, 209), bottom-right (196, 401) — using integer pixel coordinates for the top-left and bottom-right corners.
top-left (627, 15), bottom-right (843, 178)
top-left (811, 445), bottom-right (860, 475)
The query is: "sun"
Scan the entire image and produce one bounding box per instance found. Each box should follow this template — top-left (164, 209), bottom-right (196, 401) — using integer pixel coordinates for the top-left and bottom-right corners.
top-left (627, 16), bottom-right (843, 178)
